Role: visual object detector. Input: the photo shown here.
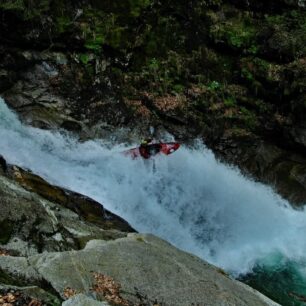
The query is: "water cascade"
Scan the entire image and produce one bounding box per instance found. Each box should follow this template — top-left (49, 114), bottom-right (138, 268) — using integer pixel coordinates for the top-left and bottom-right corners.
top-left (1, 97), bottom-right (306, 304)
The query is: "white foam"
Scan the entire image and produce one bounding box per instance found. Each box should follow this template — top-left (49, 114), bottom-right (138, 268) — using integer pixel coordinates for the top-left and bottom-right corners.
top-left (1, 97), bottom-right (306, 275)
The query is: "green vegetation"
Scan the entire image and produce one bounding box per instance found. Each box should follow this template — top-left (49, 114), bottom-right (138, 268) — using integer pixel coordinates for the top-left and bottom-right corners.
top-left (241, 67), bottom-right (254, 82)
top-left (263, 10), bottom-right (306, 60)
top-left (207, 80), bottom-right (221, 91)
top-left (209, 13), bottom-right (258, 54)
top-left (128, 0), bottom-right (152, 17)
top-left (0, 0), bottom-right (25, 11)
top-left (0, 0), bottom-right (303, 147)
top-left (172, 84), bottom-right (185, 94)
top-left (56, 16), bottom-right (72, 33)
top-left (224, 96), bottom-right (237, 107)
top-left (91, 0), bottom-right (152, 18)
top-left (239, 106), bottom-right (258, 130)
top-left (79, 53), bottom-right (91, 65)
top-left (0, 0), bottom-right (51, 20)
top-left (131, 54), bottom-right (188, 95)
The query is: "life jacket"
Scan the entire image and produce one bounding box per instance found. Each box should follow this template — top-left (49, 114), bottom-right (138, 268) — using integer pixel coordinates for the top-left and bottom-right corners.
top-left (139, 144), bottom-right (161, 159)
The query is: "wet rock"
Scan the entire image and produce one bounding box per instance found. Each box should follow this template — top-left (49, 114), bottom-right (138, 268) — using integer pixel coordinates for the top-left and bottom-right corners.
top-left (0, 69), bottom-right (16, 92)
top-left (9, 165), bottom-right (134, 232)
top-left (287, 125), bottom-right (306, 149)
top-left (0, 155), bottom-right (7, 174)
top-left (61, 119), bottom-right (83, 132)
top-left (214, 137), bottom-right (306, 205)
top-left (0, 157), bottom-right (133, 256)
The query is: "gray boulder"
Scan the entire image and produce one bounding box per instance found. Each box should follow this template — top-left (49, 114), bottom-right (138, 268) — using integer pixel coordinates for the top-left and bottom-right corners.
top-left (0, 234), bottom-right (280, 306)
top-left (62, 294), bottom-right (110, 306)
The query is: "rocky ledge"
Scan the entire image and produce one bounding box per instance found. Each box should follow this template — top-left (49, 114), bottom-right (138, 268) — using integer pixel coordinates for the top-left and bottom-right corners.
top-left (0, 155), bottom-right (279, 305)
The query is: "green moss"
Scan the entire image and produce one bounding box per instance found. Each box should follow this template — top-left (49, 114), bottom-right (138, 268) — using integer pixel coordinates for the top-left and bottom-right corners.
top-left (172, 84), bottom-right (185, 94)
top-left (80, 10), bottom-right (131, 52)
top-left (263, 11), bottom-right (306, 60)
top-left (239, 107), bottom-right (258, 130)
top-left (85, 65), bottom-right (95, 77)
top-left (240, 57), bottom-right (282, 89)
top-left (79, 53), bottom-right (91, 65)
top-left (55, 16), bottom-right (72, 33)
top-left (207, 80), bottom-right (221, 91)
top-left (91, 0), bottom-right (152, 18)
top-left (106, 26), bottom-right (125, 49)
top-left (0, 0), bottom-right (25, 11)
top-left (134, 55), bottom-right (180, 94)
top-left (224, 96), bottom-right (237, 107)
top-left (241, 67), bottom-right (255, 82)
top-left (210, 13), bottom-right (258, 54)
top-left (255, 100), bottom-right (273, 114)
top-left (84, 35), bottom-right (105, 52)
top-left (0, 0), bottom-right (51, 20)
top-left (265, 11), bottom-right (306, 32)
top-left (143, 16), bottom-right (184, 56)
top-left (129, 0), bottom-right (152, 17)
top-left (74, 0), bottom-right (152, 52)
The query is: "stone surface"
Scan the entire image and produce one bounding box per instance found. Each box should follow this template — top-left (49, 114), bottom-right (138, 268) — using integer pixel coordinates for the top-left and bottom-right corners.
top-left (213, 138), bottom-right (306, 205)
top-left (62, 294), bottom-right (110, 306)
top-left (0, 234), bottom-right (280, 306)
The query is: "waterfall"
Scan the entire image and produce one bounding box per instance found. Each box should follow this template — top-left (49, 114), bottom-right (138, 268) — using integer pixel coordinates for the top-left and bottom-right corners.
top-left (1, 97), bottom-right (306, 300)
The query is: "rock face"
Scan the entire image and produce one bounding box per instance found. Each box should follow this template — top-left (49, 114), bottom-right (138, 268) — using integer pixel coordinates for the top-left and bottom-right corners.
top-left (0, 50), bottom-right (127, 139)
top-left (213, 136), bottom-right (306, 205)
top-left (62, 294), bottom-right (111, 306)
top-left (0, 155), bottom-right (279, 305)
top-left (0, 0), bottom-right (305, 204)
top-left (0, 235), bottom-right (280, 306)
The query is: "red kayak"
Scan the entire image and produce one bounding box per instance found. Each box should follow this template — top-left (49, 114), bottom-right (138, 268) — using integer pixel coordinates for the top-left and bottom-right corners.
top-left (123, 142), bottom-right (180, 159)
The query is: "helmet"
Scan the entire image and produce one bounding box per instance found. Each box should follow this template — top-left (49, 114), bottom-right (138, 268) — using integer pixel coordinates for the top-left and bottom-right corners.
top-left (141, 138), bottom-right (152, 145)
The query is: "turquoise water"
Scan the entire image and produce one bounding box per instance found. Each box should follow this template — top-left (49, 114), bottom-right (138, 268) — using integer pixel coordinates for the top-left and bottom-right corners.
top-left (240, 253), bottom-right (306, 305)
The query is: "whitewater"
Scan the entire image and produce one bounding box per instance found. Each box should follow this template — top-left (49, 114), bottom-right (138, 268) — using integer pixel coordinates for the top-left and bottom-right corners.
top-left (1, 97), bottom-right (306, 280)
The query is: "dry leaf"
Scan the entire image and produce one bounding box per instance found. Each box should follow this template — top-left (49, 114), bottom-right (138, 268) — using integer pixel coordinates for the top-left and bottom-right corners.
top-left (0, 249), bottom-right (9, 256)
top-left (91, 272), bottom-right (129, 306)
top-left (63, 287), bottom-right (78, 299)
